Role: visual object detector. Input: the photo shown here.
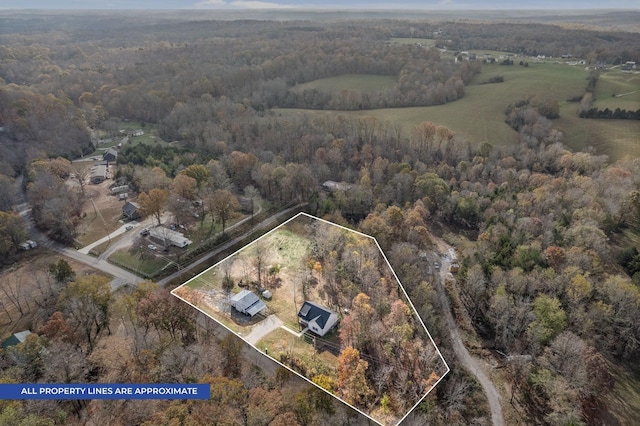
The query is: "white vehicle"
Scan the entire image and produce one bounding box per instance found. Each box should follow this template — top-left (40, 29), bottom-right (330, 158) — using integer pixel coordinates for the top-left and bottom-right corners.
top-left (147, 244), bottom-right (157, 251)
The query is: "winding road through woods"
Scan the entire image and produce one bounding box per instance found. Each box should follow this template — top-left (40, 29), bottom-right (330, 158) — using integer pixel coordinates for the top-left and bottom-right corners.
top-left (432, 237), bottom-right (504, 426)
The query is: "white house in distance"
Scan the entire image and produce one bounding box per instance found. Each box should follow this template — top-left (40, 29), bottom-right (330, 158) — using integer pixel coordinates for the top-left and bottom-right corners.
top-left (230, 289), bottom-right (266, 317)
top-left (298, 301), bottom-right (338, 337)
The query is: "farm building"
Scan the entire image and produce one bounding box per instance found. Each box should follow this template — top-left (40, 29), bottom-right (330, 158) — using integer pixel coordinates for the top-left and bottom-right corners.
top-left (149, 227), bottom-right (192, 248)
top-left (2, 330), bottom-right (32, 349)
top-left (122, 201), bottom-right (140, 220)
top-left (103, 147), bottom-right (118, 163)
top-left (90, 165), bottom-right (108, 184)
top-left (298, 301), bottom-right (338, 337)
top-left (230, 289), bottom-right (266, 316)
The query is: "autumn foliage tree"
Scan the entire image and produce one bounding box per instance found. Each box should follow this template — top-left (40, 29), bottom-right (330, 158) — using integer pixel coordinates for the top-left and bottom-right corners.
top-left (138, 188), bottom-right (168, 226)
top-left (336, 347), bottom-right (372, 406)
top-left (57, 275), bottom-right (111, 352)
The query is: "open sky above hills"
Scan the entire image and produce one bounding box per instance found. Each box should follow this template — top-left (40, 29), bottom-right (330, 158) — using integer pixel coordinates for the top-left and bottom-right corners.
top-left (3, 0), bottom-right (639, 10)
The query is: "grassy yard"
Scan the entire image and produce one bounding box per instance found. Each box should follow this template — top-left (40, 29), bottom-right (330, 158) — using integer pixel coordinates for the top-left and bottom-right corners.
top-left (109, 248), bottom-right (170, 278)
top-left (76, 204), bottom-right (124, 247)
top-left (257, 327), bottom-right (338, 377)
top-left (186, 227), bottom-right (311, 327)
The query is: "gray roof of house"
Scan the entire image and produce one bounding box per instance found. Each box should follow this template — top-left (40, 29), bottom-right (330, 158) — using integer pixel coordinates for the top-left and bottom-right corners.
top-left (122, 201), bottom-right (139, 216)
top-left (103, 148), bottom-right (118, 160)
top-left (298, 301), bottom-right (335, 329)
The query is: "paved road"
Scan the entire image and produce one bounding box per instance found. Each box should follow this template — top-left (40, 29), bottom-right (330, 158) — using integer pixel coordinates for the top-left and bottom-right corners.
top-left (78, 222), bottom-right (140, 255)
top-left (38, 237), bottom-right (144, 290)
top-left (158, 203), bottom-right (304, 287)
top-left (432, 237), bottom-right (505, 426)
top-left (14, 178), bottom-right (143, 290)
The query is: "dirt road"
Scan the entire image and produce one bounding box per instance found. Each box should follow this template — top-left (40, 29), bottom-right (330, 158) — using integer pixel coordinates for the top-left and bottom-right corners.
top-left (433, 237), bottom-right (504, 426)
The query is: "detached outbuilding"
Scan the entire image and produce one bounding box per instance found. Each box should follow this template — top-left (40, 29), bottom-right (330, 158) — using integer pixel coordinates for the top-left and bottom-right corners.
top-left (2, 330), bottom-right (32, 349)
top-left (230, 289), bottom-right (266, 317)
top-left (298, 301), bottom-right (338, 337)
top-left (90, 165), bottom-right (107, 184)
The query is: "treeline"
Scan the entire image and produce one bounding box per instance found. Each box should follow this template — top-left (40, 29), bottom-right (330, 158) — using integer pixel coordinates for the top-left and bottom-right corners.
top-left (0, 264), bottom-right (367, 425)
top-left (416, 21), bottom-right (640, 64)
top-left (579, 106), bottom-right (640, 120)
top-left (0, 85), bottom-right (92, 174)
top-left (1, 15), bottom-right (635, 143)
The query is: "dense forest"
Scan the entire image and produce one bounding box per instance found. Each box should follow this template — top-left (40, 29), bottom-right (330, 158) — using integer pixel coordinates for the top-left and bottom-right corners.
top-left (1, 12), bottom-right (640, 426)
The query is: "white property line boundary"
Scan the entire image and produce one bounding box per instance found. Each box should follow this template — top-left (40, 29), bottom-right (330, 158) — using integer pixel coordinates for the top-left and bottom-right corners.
top-left (171, 212), bottom-right (450, 426)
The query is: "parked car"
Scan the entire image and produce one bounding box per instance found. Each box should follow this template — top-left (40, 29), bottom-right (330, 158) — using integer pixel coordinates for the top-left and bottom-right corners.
top-left (434, 261), bottom-right (440, 270)
top-left (140, 228), bottom-right (150, 236)
top-left (125, 225), bottom-right (134, 231)
top-left (147, 244), bottom-right (157, 251)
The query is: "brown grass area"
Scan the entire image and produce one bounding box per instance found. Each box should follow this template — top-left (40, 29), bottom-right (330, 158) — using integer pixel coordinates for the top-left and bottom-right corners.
top-left (76, 180), bottom-right (126, 247)
top-left (605, 360), bottom-right (640, 425)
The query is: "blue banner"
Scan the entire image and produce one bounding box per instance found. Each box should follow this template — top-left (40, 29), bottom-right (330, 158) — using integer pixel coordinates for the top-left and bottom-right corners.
top-left (0, 384), bottom-right (210, 400)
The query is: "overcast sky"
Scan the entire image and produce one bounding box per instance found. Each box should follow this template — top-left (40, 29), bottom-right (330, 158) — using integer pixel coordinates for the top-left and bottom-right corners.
top-left (2, 0), bottom-right (638, 10)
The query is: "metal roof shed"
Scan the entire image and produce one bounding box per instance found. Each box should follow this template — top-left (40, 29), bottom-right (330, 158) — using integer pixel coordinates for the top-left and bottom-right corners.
top-left (230, 289), bottom-right (266, 316)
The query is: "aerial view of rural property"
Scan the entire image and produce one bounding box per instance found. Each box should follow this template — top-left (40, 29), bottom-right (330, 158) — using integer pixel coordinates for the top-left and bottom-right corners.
top-left (174, 213), bottom-right (448, 425)
top-left (0, 0), bottom-right (639, 425)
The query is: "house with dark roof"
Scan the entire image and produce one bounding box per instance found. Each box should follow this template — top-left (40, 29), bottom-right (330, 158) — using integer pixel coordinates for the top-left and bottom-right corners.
top-left (298, 301), bottom-right (338, 337)
top-left (103, 147), bottom-right (118, 163)
top-left (2, 330), bottom-right (32, 349)
top-left (122, 201), bottom-right (140, 220)
top-left (230, 289), bottom-right (266, 317)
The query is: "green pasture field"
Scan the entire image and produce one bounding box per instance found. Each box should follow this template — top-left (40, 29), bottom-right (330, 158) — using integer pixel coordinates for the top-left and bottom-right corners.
top-left (291, 74), bottom-right (396, 95)
top-left (556, 107), bottom-right (640, 161)
top-left (593, 70), bottom-right (640, 111)
top-left (277, 62), bottom-right (640, 159)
